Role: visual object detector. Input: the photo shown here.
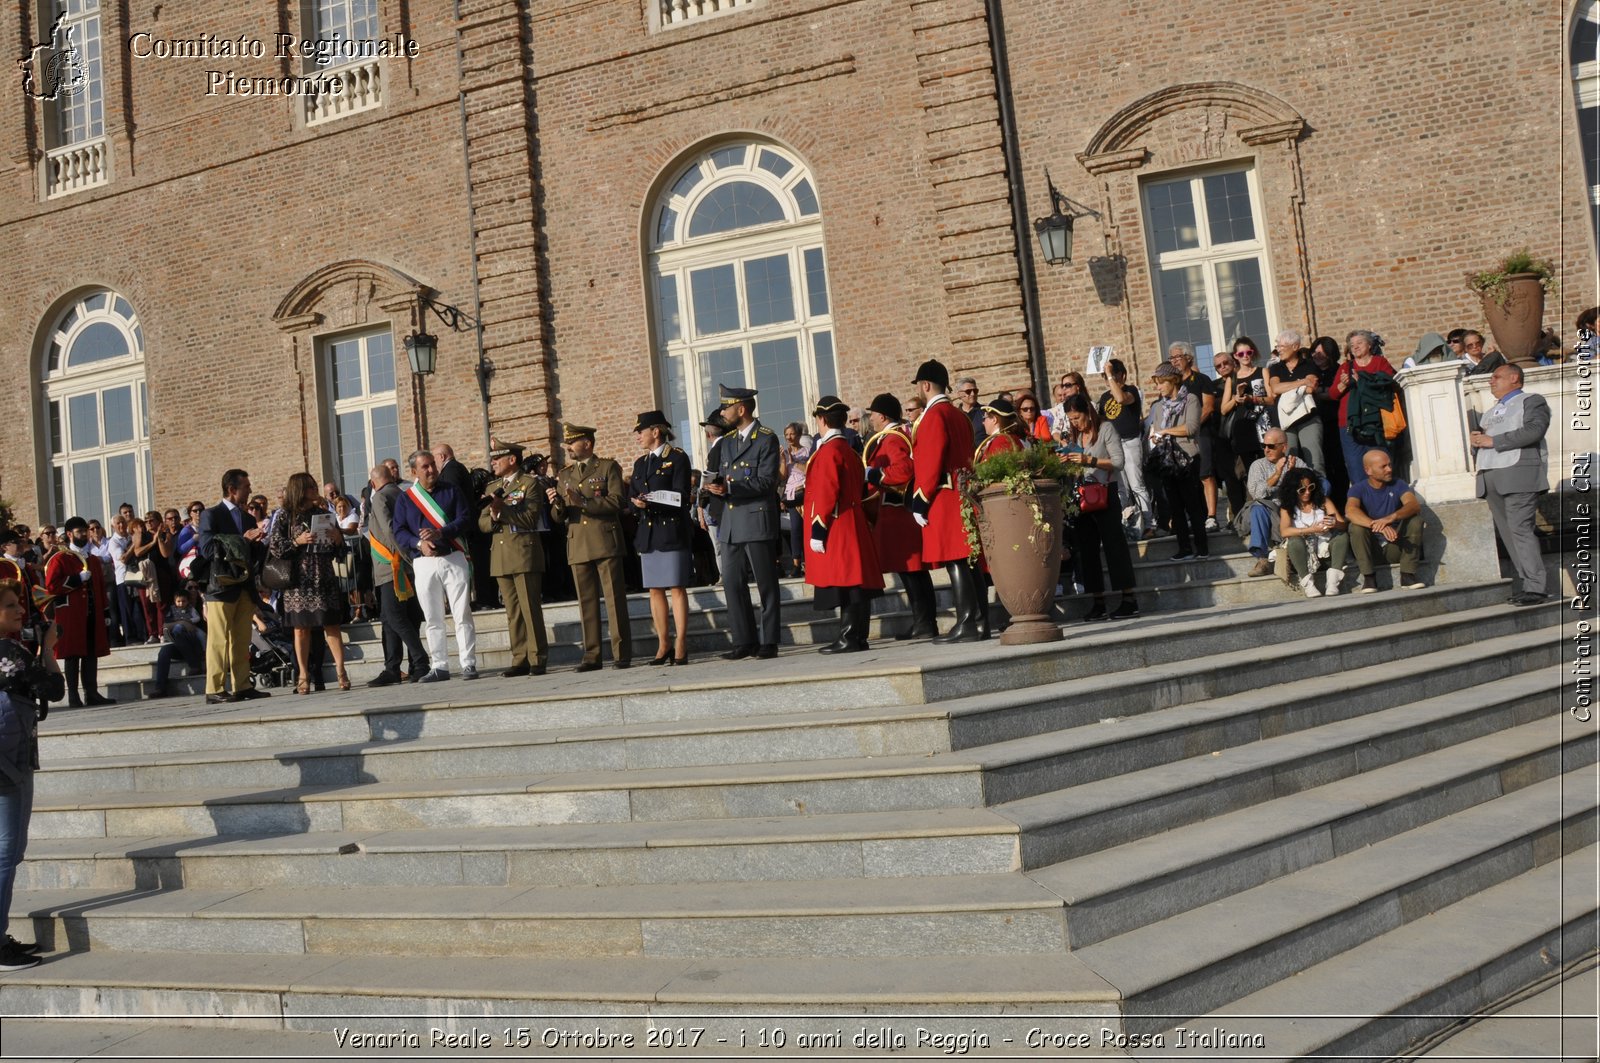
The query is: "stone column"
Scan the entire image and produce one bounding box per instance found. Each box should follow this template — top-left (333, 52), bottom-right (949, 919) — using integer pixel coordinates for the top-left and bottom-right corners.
top-left (1396, 361), bottom-right (1476, 504)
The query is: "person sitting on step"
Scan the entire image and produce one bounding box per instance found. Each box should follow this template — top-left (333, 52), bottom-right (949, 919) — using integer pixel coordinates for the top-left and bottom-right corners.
top-left (1240, 429), bottom-right (1304, 578)
top-left (1277, 467), bottom-right (1350, 597)
top-left (1344, 449), bottom-right (1426, 593)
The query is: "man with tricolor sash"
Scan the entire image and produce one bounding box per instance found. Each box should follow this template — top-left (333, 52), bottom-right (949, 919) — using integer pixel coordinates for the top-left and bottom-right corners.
top-left (364, 462), bottom-right (430, 687)
top-left (391, 449), bottom-right (479, 682)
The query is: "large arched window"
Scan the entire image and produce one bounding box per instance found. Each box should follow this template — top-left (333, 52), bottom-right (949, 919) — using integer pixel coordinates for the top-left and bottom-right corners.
top-left (649, 142), bottom-right (839, 460)
top-left (1575, 1), bottom-right (1600, 249)
top-left (41, 290), bottom-right (151, 524)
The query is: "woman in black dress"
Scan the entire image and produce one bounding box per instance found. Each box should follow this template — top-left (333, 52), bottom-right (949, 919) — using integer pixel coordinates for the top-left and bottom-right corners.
top-left (629, 411), bottom-right (694, 665)
top-left (268, 471), bottom-right (350, 694)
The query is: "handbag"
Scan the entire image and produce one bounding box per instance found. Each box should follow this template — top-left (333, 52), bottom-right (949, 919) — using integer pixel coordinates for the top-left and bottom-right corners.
top-left (1076, 481), bottom-right (1110, 514)
top-left (260, 555), bottom-right (296, 592)
top-left (1380, 397), bottom-right (1408, 441)
top-left (1276, 385), bottom-right (1317, 429)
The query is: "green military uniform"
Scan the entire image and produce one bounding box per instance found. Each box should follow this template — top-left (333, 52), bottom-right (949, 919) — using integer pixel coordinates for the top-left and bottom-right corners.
top-left (548, 429), bottom-right (632, 668)
top-left (478, 468), bottom-right (549, 671)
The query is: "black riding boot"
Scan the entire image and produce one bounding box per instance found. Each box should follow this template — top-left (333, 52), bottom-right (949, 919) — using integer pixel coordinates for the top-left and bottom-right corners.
top-left (896, 570), bottom-right (937, 640)
top-left (65, 657), bottom-right (83, 708)
top-left (975, 570), bottom-right (992, 640)
top-left (933, 563), bottom-right (981, 643)
top-left (849, 599), bottom-right (872, 651)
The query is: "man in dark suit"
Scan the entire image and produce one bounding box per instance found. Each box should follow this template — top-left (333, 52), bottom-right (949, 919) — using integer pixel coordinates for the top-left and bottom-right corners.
top-left (197, 468), bottom-right (269, 704)
top-left (1470, 364), bottom-right (1552, 605)
top-left (703, 385), bottom-right (782, 659)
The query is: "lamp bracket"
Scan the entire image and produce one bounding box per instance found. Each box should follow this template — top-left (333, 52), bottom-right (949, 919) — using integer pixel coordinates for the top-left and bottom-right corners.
top-left (1043, 169), bottom-right (1100, 221)
top-left (420, 294), bottom-right (478, 332)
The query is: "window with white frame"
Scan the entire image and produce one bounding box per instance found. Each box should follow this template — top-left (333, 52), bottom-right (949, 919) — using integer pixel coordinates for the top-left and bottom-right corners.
top-left (43, 0), bottom-right (109, 197)
top-left (302, 0), bottom-right (384, 124)
top-left (649, 143), bottom-right (839, 465)
top-left (42, 291), bottom-right (151, 525)
top-left (324, 329), bottom-right (401, 495)
top-left (1142, 166), bottom-right (1276, 376)
top-left (1575, 0), bottom-right (1599, 249)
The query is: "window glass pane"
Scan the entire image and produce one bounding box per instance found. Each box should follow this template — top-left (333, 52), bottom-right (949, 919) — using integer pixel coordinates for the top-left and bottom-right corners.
top-left (671, 165), bottom-right (703, 199)
top-left (697, 347), bottom-right (745, 414)
top-left (330, 338), bottom-right (364, 400)
top-left (336, 411), bottom-right (370, 497)
top-left (751, 336), bottom-right (804, 435)
top-left (83, 293), bottom-right (107, 313)
top-left (757, 150), bottom-right (793, 179)
top-left (48, 341), bottom-right (63, 374)
top-left (1156, 264), bottom-right (1214, 371)
top-left (791, 178), bottom-right (819, 217)
top-left (812, 331), bottom-right (837, 399)
top-left (49, 401), bottom-right (62, 456)
top-left (1146, 180), bottom-right (1199, 254)
top-left (742, 254), bottom-right (795, 328)
top-left (71, 459), bottom-right (102, 525)
top-left (1575, 14), bottom-right (1599, 60)
top-left (102, 385), bottom-right (133, 445)
top-left (1581, 105), bottom-right (1600, 191)
top-left (709, 145), bottom-right (746, 170)
top-left (112, 296), bottom-right (133, 321)
top-left (68, 393), bottom-right (99, 449)
top-left (52, 467), bottom-right (65, 526)
top-left (656, 206), bottom-right (678, 246)
top-left (141, 451), bottom-right (153, 514)
top-left (1203, 171), bottom-right (1256, 245)
top-left (689, 264), bottom-right (741, 336)
top-left (803, 248), bottom-right (829, 317)
top-left (656, 274), bottom-right (681, 342)
top-left (1214, 258), bottom-right (1270, 354)
top-left (105, 453), bottom-right (136, 511)
top-left (370, 404), bottom-right (400, 468)
top-left (66, 321), bottom-right (129, 367)
top-left (139, 381), bottom-right (148, 437)
top-left (687, 182), bottom-right (786, 238)
top-left (133, 324), bottom-right (144, 352)
top-left (366, 333), bottom-right (396, 394)
top-left (59, 307), bottom-right (78, 331)
top-left (662, 353), bottom-right (690, 444)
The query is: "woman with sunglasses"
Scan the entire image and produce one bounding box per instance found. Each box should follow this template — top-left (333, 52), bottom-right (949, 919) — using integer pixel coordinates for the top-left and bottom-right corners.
top-left (1015, 392), bottom-right (1052, 444)
top-left (1059, 395), bottom-right (1138, 621)
top-left (1277, 466), bottom-right (1349, 597)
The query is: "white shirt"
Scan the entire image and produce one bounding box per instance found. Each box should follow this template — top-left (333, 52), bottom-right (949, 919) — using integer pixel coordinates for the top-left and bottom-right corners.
top-left (107, 533), bottom-right (130, 584)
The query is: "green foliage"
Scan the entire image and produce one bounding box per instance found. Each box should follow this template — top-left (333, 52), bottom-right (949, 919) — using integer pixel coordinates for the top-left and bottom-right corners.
top-left (958, 442), bottom-right (1086, 560)
top-left (0, 495), bottom-right (13, 529)
top-left (1467, 248), bottom-right (1558, 308)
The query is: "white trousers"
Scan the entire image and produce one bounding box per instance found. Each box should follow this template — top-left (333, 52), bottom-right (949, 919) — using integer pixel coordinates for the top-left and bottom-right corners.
top-left (1119, 434), bottom-right (1154, 532)
top-left (413, 552), bottom-right (477, 673)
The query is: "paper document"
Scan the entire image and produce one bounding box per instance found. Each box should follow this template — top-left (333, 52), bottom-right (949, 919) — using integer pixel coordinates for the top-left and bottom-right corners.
top-left (645, 490), bottom-right (683, 508)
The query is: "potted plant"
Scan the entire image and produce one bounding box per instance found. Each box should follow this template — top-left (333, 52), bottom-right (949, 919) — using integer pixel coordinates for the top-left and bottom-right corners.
top-left (1467, 249), bottom-right (1557, 367)
top-left (960, 445), bottom-right (1083, 645)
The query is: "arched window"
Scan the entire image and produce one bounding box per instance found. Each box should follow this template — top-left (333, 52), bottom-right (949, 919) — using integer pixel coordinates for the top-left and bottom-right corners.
top-left (41, 290), bottom-right (150, 524)
top-left (1575, 0), bottom-right (1600, 248)
top-left (648, 142), bottom-right (838, 460)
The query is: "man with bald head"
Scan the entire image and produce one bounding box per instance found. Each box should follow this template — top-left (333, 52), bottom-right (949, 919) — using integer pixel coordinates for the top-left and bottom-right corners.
top-left (365, 462), bottom-right (429, 686)
top-left (1344, 449), bottom-right (1425, 592)
top-left (1469, 363), bottom-right (1552, 605)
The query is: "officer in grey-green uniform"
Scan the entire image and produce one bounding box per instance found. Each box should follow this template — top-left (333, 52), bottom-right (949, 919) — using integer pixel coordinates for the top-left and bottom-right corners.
top-left (546, 423), bottom-right (633, 672)
top-left (478, 437), bottom-right (549, 677)
top-left (704, 384), bottom-right (782, 659)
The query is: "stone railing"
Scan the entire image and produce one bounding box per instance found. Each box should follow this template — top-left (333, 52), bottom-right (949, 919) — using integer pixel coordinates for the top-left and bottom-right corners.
top-left (44, 136), bottom-right (110, 198)
top-left (659, 0), bottom-right (757, 28)
top-left (1396, 360), bottom-right (1596, 503)
top-left (304, 59), bottom-right (383, 126)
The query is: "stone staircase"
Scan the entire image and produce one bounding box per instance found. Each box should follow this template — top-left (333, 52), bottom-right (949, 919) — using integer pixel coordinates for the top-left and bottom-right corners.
top-left (3, 573), bottom-right (1589, 1059)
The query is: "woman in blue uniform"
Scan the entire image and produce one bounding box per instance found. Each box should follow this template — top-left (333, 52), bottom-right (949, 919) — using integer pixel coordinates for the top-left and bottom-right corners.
top-left (630, 410), bottom-right (694, 665)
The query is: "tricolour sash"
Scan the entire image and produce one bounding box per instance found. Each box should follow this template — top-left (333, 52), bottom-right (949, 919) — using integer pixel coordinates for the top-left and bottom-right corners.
top-left (404, 482), bottom-right (464, 556)
top-left (369, 536), bottom-right (414, 600)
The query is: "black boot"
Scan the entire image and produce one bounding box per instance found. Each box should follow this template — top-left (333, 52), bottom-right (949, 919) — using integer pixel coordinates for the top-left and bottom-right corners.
top-left (81, 656), bottom-right (115, 706)
top-left (820, 603), bottom-right (858, 654)
top-left (974, 570), bottom-right (992, 641)
top-left (895, 571), bottom-right (937, 640)
top-left (933, 563), bottom-right (981, 644)
top-left (849, 599), bottom-right (872, 651)
top-left (65, 658), bottom-right (83, 709)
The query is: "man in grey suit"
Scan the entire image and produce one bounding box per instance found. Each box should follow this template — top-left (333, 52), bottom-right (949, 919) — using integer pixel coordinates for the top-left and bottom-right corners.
top-left (702, 384), bottom-right (782, 659)
top-left (1470, 364), bottom-right (1552, 606)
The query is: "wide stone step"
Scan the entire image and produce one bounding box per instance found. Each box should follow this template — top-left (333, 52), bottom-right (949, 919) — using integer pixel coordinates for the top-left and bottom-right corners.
top-left (1001, 666), bottom-right (1582, 867)
top-left (47, 581), bottom-right (1516, 762)
top-left (40, 596), bottom-right (1546, 800)
top-left (1147, 847), bottom-right (1599, 1060)
top-left (17, 808), bottom-right (1022, 892)
top-left (1032, 717), bottom-right (1586, 948)
top-left (1072, 776), bottom-right (1596, 1036)
top-left (10, 873), bottom-right (1069, 960)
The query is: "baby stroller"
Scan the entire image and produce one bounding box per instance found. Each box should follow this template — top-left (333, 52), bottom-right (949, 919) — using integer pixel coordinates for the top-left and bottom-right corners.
top-left (249, 621), bottom-right (295, 689)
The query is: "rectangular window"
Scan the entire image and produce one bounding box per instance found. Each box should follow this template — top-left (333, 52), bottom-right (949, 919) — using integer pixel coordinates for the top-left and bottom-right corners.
top-left (1143, 166), bottom-right (1275, 375)
top-left (55, 0), bottom-right (104, 145)
top-left (323, 329), bottom-right (400, 494)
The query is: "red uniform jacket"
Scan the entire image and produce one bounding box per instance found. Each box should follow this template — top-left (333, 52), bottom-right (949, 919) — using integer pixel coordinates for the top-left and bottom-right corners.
top-left (910, 397), bottom-right (974, 565)
top-left (804, 434), bottom-right (884, 590)
top-left (864, 424), bottom-right (922, 573)
top-left (975, 430), bottom-right (1027, 463)
top-left (44, 547), bottom-right (110, 659)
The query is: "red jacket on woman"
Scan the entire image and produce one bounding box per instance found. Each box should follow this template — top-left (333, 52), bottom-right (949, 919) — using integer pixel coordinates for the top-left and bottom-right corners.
top-left (804, 433), bottom-right (884, 590)
top-left (863, 424), bottom-right (922, 573)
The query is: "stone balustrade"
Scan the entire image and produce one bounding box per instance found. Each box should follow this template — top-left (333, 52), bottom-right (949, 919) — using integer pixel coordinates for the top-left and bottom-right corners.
top-left (660, 0), bottom-right (757, 28)
top-left (45, 137), bottom-right (110, 198)
top-left (304, 59), bottom-right (383, 126)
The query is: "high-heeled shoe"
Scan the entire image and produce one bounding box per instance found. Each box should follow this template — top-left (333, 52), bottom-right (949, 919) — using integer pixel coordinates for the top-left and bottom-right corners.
top-left (296, 678), bottom-right (310, 696)
top-left (671, 654), bottom-right (689, 666)
top-left (647, 653), bottom-right (671, 666)
top-left (337, 667), bottom-right (351, 691)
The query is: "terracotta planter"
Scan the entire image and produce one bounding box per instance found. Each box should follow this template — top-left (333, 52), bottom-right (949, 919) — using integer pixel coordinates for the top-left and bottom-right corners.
top-left (975, 480), bottom-right (1063, 646)
top-left (1480, 273), bottom-right (1546, 368)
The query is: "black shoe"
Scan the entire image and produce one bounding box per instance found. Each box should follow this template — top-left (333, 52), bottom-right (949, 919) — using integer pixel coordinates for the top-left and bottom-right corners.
top-left (647, 655), bottom-right (671, 667)
top-left (235, 688), bottom-right (270, 700)
top-left (575, 662), bottom-right (602, 673)
top-left (5, 935), bottom-right (41, 956)
top-left (204, 693), bottom-right (234, 705)
top-left (0, 942), bottom-right (41, 972)
top-left (894, 620), bottom-right (937, 641)
top-left (1170, 551), bottom-right (1195, 561)
top-left (1079, 603), bottom-right (1108, 623)
top-left (84, 693), bottom-right (117, 706)
top-left (67, 695), bottom-right (83, 709)
top-left (408, 670), bottom-right (427, 683)
top-left (312, 682), bottom-right (326, 693)
top-left (146, 687), bottom-right (170, 699)
top-left (671, 655), bottom-right (689, 666)
top-left (1510, 592), bottom-right (1553, 607)
top-left (368, 672), bottom-right (400, 688)
top-left (501, 663), bottom-right (531, 678)
top-left (721, 645), bottom-right (756, 661)
top-left (530, 665), bottom-right (547, 677)
top-left (613, 660), bottom-right (631, 670)
top-left (462, 669), bottom-right (481, 681)
top-left (757, 644), bottom-right (778, 659)
top-left (1111, 600), bottom-right (1141, 620)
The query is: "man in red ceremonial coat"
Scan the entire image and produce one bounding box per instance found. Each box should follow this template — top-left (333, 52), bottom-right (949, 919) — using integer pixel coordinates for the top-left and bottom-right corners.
top-left (804, 396), bottom-right (883, 654)
top-left (863, 392), bottom-right (936, 640)
top-left (909, 359), bottom-right (987, 643)
top-left (44, 517), bottom-right (114, 707)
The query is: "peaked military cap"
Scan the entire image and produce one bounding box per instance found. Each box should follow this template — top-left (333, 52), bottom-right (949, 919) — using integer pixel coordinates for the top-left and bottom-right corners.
top-left (562, 423), bottom-right (597, 443)
top-left (632, 409), bottom-right (674, 438)
top-left (718, 384), bottom-right (758, 407)
top-left (488, 437), bottom-right (524, 460)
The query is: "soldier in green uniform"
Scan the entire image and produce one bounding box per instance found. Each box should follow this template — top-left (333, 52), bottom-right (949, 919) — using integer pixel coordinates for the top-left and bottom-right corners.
top-left (478, 438), bottom-right (549, 678)
top-left (546, 424), bottom-right (633, 672)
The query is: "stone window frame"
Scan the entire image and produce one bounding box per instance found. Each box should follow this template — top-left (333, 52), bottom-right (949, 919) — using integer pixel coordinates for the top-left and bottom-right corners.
top-left (646, 140), bottom-right (838, 465)
top-left (321, 328), bottom-right (404, 499)
top-left (1573, 0), bottom-right (1599, 253)
top-left (291, 0), bottom-right (404, 130)
top-left (34, 0), bottom-right (113, 199)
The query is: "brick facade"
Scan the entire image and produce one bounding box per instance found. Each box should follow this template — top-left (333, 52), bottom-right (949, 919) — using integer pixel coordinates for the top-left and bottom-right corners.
top-left (0, 0), bottom-right (1592, 526)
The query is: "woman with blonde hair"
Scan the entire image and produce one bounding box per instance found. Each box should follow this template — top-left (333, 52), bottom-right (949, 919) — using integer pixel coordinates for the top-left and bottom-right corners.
top-left (267, 472), bottom-right (350, 694)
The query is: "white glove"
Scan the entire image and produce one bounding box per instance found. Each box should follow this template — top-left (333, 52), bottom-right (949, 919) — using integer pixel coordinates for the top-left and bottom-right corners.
top-left (913, 513), bottom-right (929, 528)
top-left (809, 538), bottom-right (825, 554)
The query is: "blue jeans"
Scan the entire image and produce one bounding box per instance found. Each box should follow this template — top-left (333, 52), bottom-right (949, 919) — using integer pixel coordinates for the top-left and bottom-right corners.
top-left (0, 773), bottom-right (34, 939)
top-left (1340, 427), bottom-right (1390, 488)
top-left (1248, 503), bottom-right (1275, 557)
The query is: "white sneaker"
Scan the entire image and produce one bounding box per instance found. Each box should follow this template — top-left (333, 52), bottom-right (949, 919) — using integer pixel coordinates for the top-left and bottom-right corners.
top-left (1300, 574), bottom-right (1321, 598)
top-left (1204, 517), bottom-right (1220, 532)
top-left (1325, 569), bottom-right (1343, 595)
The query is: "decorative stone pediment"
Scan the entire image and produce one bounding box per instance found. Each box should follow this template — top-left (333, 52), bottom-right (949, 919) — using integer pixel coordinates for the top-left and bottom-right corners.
top-left (1078, 82), bottom-right (1304, 173)
top-left (273, 260), bottom-right (427, 333)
